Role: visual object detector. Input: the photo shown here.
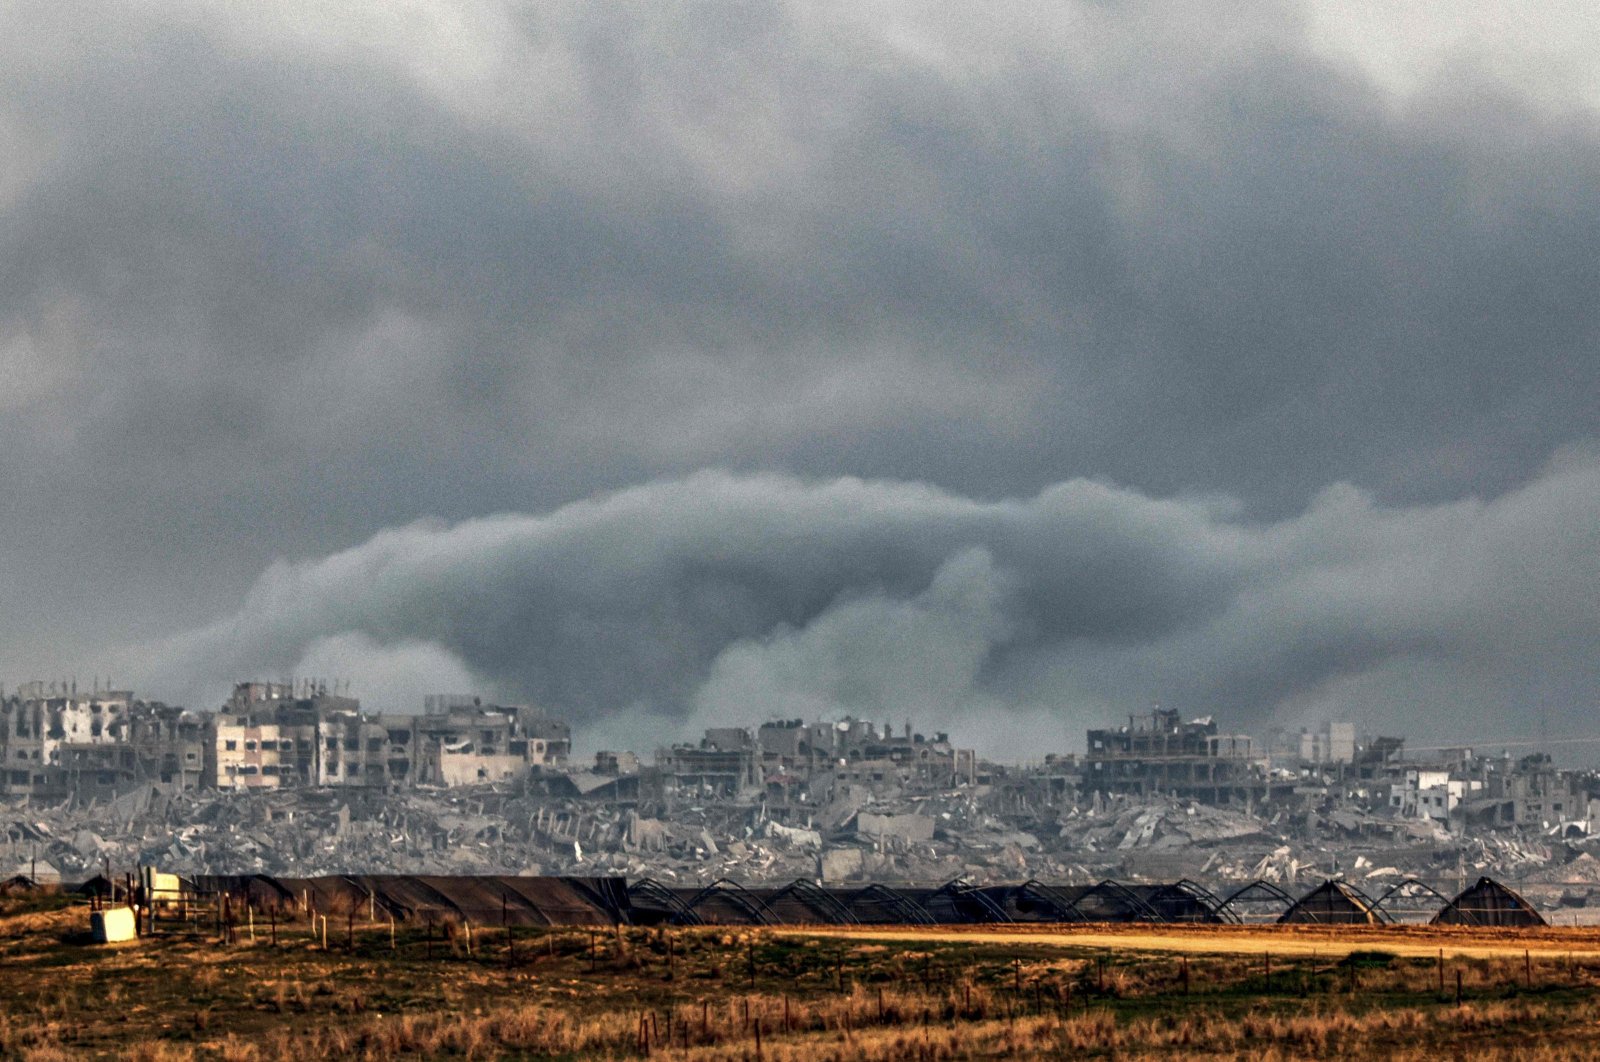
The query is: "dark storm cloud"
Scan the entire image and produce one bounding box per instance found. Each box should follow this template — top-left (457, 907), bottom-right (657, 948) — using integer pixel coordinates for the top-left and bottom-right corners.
top-left (4, 3), bottom-right (1598, 502)
top-left (136, 460), bottom-right (1600, 758)
top-left (3, 2), bottom-right (1599, 748)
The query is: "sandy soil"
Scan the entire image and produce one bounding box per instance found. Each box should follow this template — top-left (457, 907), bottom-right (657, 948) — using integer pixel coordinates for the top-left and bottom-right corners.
top-left (773, 923), bottom-right (1600, 960)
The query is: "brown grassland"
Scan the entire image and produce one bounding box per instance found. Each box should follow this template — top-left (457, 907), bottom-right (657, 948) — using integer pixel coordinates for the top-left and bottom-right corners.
top-left (6, 891), bottom-right (1600, 1059)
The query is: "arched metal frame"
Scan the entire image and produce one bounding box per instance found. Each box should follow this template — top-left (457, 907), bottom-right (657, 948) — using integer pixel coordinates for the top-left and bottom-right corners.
top-left (1432, 878), bottom-right (1544, 927)
top-left (1279, 879), bottom-right (1394, 925)
top-left (1061, 879), bottom-right (1166, 923)
top-left (931, 878), bottom-right (1013, 923)
top-left (1368, 877), bottom-right (1456, 922)
top-left (244, 873), bottom-right (299, 907)
top-left (1217, 879), bottom-right (1295, 921)
top-left (628, 877), bottom-right (703, 925)
top-left (1339, 880), bottom-right (1393, 924)
top-left (181, 874), bottom-right (1536, 930)
top-left (1173, 878), bottom-right (1232, 916)
top-left (765, 878), bottom-right (858, 925)
top-left (1147, 878), bottom-right (1236, 924)
top-left (855, 883), bottom-right (936, 925)
top-left (575, 876), bottom-right (636, 925)
top-left (386, 876), bottom-right (470, 921)
top-left (337, 875), bottom-right (406, 920)
top-left (1014, 879), bottom-right (1084, 922)
top-left (684, 877), bottom-right (780, 925)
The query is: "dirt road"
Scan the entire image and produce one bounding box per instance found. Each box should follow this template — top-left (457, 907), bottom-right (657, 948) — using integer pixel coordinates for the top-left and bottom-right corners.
top-left (773, 923), bottom-right (1600, 960)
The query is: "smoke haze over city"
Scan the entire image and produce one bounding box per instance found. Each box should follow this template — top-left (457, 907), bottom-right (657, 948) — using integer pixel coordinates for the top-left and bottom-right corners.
top-left (3, 1), bottom-right (1599, 757)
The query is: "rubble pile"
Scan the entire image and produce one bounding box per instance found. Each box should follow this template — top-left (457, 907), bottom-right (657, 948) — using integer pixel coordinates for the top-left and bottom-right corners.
top-left (7, 782), bottom-right (1600, 914)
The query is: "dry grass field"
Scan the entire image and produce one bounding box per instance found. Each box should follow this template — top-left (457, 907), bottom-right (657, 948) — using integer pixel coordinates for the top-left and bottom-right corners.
top-left (6, 891), bottom-right (1600, 1059)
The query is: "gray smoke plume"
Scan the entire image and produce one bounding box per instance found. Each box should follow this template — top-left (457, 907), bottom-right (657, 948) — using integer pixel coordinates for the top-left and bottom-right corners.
top-left (132, 455), bottom-right (1600, 759)
top-left (5, 3), bottom-right (1600, 759)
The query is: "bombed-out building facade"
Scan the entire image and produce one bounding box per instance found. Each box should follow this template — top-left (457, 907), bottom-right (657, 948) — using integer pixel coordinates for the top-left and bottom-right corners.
top-left (206, 683), bottom-right (571, 790)
top-left (1076, 708), bottom-right (1596, 835)
top-left (1082, 708), bottom-right (1286, 805)
top-left (650, 717), bottom-right (979, 804)
top-left (11, 670), bottom-right (1600, 924)
top-left (2, 680), bottom-right (570, 800)
top-left (6, 672), bottom-right (1593, 838)
top-left (1, 683), bottom-right (204, 800)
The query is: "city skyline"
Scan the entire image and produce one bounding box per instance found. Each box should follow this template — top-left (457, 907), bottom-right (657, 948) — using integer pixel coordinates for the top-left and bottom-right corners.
top-left (3, 2), bottom-right (1598, 763)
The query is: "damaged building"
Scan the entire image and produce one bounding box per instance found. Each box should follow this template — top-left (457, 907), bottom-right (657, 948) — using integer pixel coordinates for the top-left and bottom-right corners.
top-left (3, 681), bottom-right (570, 800)
top-left (656, 718), bottom-right (978, 806)
top-left (9, 677), bottom-right (1600, 928)
top-left (1084, 708), bottom-right (1293, 805)
top-left (207, 684), bottom-right (570, 791)
top-left (2, 683), bottom-right (204, 801)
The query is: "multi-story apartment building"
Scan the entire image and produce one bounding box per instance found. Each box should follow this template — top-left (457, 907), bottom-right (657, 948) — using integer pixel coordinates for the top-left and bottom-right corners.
top-left (656, 717), bottom-right (978, 802)
top-left (3, 679), bottom-right (570, 798)
top-left (1083, 708), bottom-right (1291, 805)
top-left (1, 684), bottom-right (205, 800)
top-left (205, 683), bottom-right (346, 790)
top-left (656, 729), bottom-right (762, 798)
top-left (204, 684), bottom-right (570, 791)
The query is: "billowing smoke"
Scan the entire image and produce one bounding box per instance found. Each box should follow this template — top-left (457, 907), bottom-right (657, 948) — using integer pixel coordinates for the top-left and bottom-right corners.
top-left (130, 454), bottom-right (1600, 759)
top-left (4, 1), bottom-right (1600, 703)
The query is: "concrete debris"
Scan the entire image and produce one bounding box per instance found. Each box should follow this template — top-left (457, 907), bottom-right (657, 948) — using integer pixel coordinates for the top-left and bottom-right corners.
top-left (856, 812), bottom-right (934, 844)
top-left (763, 821), bottom-right (821, 850)
top-left (0, 780), bottom-right (1594, 916)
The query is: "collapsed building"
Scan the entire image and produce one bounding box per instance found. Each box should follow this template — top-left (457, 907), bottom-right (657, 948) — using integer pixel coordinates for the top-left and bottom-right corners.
top-left (1084, 708), bottom-right (1293, 805)
top-left (8, 679), bottom-right (1600, 926)
top-left (654, 718), bottom-right (978, 805)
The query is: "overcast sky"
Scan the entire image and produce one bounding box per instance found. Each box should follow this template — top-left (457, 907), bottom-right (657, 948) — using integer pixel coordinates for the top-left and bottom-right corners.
top-left (3, 1), bottom-right (1597, 758)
